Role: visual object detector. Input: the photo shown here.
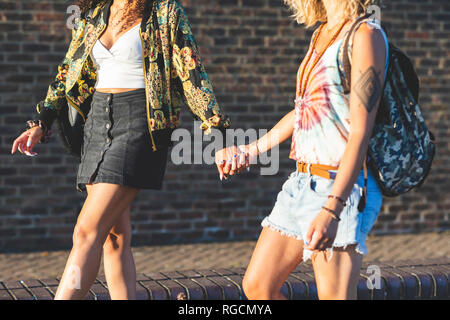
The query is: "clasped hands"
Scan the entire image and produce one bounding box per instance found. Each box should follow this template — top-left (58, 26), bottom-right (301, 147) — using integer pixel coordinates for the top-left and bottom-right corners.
top-left (215, 141), bottom-right (260, 180)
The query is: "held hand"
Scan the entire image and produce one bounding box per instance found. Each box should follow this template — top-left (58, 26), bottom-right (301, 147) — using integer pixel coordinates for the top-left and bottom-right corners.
top-left (11, 127), bottom-right (43, 156)
top-left (215, 145), bottom-right (248, 180)
top-left (237, 142), bottom-right (260, 169)
top-left (304, 208), bottom-right (340, 252)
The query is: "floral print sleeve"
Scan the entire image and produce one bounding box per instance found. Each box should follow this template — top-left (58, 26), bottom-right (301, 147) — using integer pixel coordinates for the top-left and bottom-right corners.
top-left (36, 17), bottom-right (86, 129)
top-left (171, 3), bottom-right (230, 134)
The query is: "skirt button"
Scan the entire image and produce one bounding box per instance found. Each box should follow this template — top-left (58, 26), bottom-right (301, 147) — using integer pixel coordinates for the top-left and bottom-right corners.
top-left (105, 123), bottom-right (110, 129)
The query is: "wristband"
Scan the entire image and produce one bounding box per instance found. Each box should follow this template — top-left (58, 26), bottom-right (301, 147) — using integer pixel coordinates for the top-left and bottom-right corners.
top-left (26, 119), bottom-right (52, 144)
top-left (328, 195), bottom-right (347, 206)
top-left (321, 206), bottom-right (341, 222)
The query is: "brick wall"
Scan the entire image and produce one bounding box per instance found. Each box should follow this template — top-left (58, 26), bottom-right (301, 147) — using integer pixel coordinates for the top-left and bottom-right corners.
top-left (0, 0), bottom-right (448, 252)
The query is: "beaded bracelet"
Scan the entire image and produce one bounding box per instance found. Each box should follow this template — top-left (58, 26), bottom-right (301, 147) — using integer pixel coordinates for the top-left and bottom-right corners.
top-left (321, 206), bottom-right (341, 222)
top-left (26, 119), bottom-right (52, 144)
top-left (328, 195), bottom-right (347, 207)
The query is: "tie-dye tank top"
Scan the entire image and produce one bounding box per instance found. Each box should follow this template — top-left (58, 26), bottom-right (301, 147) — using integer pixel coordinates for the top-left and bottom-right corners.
top-left (289, 19), bottom-right (388, 166)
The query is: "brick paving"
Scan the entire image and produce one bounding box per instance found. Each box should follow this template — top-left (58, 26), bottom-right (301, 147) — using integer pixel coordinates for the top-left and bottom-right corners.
top-left (0, 231), bottom-right (448, 281)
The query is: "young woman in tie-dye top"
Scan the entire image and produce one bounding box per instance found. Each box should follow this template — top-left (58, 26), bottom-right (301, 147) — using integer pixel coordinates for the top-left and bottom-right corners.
top-left (218, 0), bottom-right (388, 300)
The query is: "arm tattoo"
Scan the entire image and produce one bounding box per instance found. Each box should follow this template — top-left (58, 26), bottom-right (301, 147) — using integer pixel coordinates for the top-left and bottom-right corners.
top-left (353, 66), bottom-right (382, 113)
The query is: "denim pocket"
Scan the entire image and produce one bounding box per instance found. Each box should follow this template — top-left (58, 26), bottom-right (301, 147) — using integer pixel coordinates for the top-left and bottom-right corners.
top-left (309, 175), bottom-right (334, 197)
top-left (272, 175), bottom-right (298, 212)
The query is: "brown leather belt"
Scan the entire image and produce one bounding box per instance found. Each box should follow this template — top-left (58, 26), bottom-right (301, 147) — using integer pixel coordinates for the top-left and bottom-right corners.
top-left (297, 160), bottom-right (369, 213)
top-left (296, 162), bottom-right (339, 180)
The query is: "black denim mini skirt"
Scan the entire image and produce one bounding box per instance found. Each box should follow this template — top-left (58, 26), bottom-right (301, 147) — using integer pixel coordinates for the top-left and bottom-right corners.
top-left (76, 88), bottom-right (169, 193)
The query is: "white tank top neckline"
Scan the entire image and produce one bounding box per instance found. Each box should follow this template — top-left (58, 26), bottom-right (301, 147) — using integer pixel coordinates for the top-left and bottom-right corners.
top-left (91, 23), bottom-right (145, 89)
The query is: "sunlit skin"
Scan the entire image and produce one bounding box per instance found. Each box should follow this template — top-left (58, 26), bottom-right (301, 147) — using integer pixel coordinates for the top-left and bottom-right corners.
top-left (219, 0), bottom-right (387, 300)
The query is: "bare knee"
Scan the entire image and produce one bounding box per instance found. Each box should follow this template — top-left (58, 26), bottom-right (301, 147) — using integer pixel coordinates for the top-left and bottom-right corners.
top-left (72, 184), bottom-right (137, 252)
top-left (242, 276), bottom-right (262, 299)
top-left (103, 208), bottom-right (132, 255)
top-left (242, 275), bottom-right (279, 300)
top-left (103, 231), bottom-right (131, 255)
top-left (72, 222), bottom-right (102, 250)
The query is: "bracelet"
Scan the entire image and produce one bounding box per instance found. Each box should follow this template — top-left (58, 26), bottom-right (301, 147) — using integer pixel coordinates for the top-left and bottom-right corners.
top-left (328, 195), bottom-right (347, 207)
top-left (321, 206), bottom-right (341, 221)
top-left (26, 119), bottom-right (52, 144)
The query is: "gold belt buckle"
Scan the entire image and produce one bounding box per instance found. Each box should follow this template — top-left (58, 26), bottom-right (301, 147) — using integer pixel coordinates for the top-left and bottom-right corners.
top-left (298, 162), bottom-right (312, 174)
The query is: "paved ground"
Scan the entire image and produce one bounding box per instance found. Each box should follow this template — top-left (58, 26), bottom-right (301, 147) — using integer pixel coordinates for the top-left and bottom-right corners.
top-left (0, 231), bottom-right (449, 281)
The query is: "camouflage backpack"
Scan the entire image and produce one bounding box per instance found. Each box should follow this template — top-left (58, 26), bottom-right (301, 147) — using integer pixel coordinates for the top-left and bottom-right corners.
top-left (339, 14), bottom-right (436, 203)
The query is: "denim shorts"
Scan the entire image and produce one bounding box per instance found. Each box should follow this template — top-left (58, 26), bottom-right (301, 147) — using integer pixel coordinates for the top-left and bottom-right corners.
top-left (261, 167), bottom-right (383, 261)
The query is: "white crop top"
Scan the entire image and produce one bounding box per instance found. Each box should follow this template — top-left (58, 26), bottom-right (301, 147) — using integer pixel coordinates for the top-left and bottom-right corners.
top-left (91, 23), bottom-right (145, 89)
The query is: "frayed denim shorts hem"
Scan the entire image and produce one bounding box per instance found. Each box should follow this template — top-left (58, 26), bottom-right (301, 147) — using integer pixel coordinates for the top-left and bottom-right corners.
top-left (261, 167), bottom-right (383, 262)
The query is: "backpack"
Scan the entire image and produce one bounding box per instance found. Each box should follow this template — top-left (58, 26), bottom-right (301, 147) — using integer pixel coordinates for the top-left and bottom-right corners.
top-left (338, 14), bottom-right (436, 210)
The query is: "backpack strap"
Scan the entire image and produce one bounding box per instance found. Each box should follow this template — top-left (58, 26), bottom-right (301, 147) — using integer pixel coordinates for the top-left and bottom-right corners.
top-left (340, 13), bottom-right (377, 213)
top-left (340, 14), bottom-right (390, 95)
top-left (358, 155), bottom-right (368, 213)
top-left (340, 13), bottom-right (372, 94)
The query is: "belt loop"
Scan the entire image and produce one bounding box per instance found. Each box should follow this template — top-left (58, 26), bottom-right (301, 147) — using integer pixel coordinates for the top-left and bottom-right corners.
top-left (306, 163), bottom-right (311, 174)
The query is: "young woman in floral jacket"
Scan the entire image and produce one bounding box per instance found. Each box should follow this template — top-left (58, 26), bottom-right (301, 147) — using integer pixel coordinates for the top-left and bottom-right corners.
top-left (12, 0), bottom-right (233, 299)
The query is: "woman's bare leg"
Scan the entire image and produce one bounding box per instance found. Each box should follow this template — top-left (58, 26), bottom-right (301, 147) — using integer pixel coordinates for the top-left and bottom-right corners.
top-left (102, 205), bottom-right (136, 300)
top-left (310, 245), bottom-right (363, 300)
top-left (54, 183), bottom-right (140, 300)
top-left (242, 227), bottom-right (304, 300)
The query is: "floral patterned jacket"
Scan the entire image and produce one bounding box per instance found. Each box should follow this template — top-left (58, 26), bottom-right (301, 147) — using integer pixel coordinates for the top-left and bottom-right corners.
top-left (36, 0), bottom-right (230, 151)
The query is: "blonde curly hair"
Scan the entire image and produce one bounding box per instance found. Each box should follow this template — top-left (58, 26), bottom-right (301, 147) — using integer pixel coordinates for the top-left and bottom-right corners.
top-left (284, 0), bottom-right (380, 27)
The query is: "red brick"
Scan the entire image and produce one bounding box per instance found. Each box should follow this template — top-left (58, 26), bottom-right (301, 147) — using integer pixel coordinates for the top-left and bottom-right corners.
top-left (176, 278), bottom-right (206, 300)
top-left (157, 279), bottom-right (187, 300)
top-left (138, 280), bottom-right (169, 300)
top-left (205, 276), bottom-right (241, 300)
top-left (189, 277), bottom-right (224, 300)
